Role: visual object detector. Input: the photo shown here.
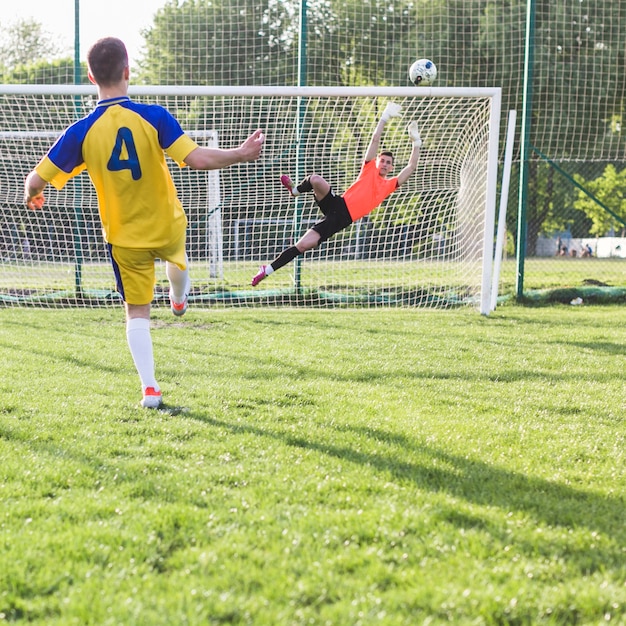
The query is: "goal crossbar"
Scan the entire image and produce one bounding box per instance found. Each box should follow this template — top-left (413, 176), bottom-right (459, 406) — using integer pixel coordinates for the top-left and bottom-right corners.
top-left (2, 85), bottom-right (501, 98)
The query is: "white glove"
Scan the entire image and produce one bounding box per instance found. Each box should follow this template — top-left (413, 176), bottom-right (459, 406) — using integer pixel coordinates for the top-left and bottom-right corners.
top-left (407, 121), bottom-right (422, 148)
top-left (381, 102), bottom-right (402, 123)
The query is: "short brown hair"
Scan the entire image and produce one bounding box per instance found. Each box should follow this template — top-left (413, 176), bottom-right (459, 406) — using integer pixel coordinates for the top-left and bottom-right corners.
top-left (87, 37), bottom-right (128, 87)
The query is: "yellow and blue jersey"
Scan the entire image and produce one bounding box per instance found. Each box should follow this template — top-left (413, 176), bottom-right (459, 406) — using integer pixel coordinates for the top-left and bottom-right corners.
top-left (35, 96), bottom-right (199, 248)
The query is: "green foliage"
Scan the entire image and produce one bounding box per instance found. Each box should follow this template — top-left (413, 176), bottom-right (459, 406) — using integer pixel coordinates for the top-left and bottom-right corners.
top-left (135, 0), bottom-right (429, 87)
top-left (536, 163), bottom-right (592, 238)
top-left (573, 164), bottom-right (626, 236)
top-left (1, 58), bottom-right (84, 85)
top-left (136, 0), bottom-right (297, 85)
top-left (0, 17), bottom-right (83, 84)
top-left (0, 18), bottom-right (66, 71)
top-left (310, 0), bottom-right (415, 87)
top-left (532, 1), bottom-right (626, 160)
top-left (1, 306), bottom-right (626, 624)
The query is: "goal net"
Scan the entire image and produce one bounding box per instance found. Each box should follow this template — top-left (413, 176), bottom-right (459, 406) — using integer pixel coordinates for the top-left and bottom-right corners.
top-left (0, 85), bottom-right (500, 313)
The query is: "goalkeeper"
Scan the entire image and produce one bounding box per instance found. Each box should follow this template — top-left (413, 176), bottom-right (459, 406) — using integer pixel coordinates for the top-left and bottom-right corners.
top-left (24, 37), bottom-right (264, 409)
top-left (251, 102), bottom-right (420, 286)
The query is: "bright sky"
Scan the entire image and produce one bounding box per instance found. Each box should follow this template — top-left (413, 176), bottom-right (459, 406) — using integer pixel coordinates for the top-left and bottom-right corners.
top-left (9, 0), bottom-right (169, 64)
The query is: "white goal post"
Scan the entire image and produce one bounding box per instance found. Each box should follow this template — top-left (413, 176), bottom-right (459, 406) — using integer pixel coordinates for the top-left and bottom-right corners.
top-left (0, 85), bottom-right (501, 313)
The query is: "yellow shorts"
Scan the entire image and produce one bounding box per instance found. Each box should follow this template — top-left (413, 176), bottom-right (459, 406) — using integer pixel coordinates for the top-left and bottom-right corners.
top-left (108, 231), bottom-right (187, 305)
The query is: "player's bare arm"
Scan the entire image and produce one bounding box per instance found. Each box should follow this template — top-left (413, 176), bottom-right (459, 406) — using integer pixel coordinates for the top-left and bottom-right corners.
top-left (184, 128), bottom-right (265, 170)
top-left (397, 121), bottom-right (422, 187)
top-left (24, 171), bottom-right (47, 210)
top-left (364, 102), bottom-right (402, 162)
top-left (364, 119), bottom-right (386, 162)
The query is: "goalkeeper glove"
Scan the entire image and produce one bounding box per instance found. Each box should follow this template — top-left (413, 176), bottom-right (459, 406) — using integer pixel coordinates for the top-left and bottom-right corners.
top-left (380, 102), bottom-right (402, 123)
top-left (407, 121), bottom-right (422, 148)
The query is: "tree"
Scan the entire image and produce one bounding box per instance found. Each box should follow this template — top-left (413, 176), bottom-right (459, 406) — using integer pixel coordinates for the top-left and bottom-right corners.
top-left (1, 58), bottom-right (82, 85)
top-left (136, 0), bottom-right (297, 85)
top-left (135, 0), bottom-right (425, 87)
top-left (0, 18), bottom-right (66, 73)
top-left (573, 164), bottom-right (626, 236)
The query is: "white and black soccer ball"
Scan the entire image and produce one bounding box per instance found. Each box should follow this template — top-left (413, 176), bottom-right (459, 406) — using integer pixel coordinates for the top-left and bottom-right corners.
top-left (409, 59), bottom-right (437, 86)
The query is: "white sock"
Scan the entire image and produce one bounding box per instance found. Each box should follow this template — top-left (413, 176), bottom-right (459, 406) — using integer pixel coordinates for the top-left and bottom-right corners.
top-left (264, 265), bottom-right (274, 275)
top-left (126, 317), bottom-right (158, 391)
top-left (166, 258), bottom-right (190, 303)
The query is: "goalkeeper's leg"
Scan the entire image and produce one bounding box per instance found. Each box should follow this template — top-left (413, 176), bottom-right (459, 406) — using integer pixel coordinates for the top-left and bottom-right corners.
top-left (251, 229), bottom-right (321, 286)
top-left (280, 174), bottom-right (331, 212)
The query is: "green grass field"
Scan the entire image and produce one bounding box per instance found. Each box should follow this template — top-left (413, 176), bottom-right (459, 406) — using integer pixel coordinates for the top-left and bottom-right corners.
top-left (498, 257), bottom-right (626, 294)
top-left (1, 304), bottom-right (625, 624)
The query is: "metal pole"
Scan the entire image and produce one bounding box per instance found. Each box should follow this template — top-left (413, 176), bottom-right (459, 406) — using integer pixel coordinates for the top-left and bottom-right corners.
top-left (73, 0), bottom-right (84, 298)
top-left (73, 0), bottom-right (81, 85)
top-left (491, 110), bottom-right (517, 311)
top-left (293, 0), bottom-right (307, 294)
top-left (516, 0), bottom-right (535, 299)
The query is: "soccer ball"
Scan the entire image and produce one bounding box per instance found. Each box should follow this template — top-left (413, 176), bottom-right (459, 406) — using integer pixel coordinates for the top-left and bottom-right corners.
top-left (409, 59), bottom-right (437, 86)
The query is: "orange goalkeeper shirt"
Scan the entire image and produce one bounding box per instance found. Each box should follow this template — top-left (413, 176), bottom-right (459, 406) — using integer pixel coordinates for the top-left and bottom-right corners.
top-left (35, 96), bottom-right (198, 249)
top-left (342, 159), bottom-right (399, 221)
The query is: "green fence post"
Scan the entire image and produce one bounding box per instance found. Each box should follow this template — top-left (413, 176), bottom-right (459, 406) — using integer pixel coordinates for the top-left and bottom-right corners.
top-left (516, 0), bottom-right (535, 300)
top-left (293, 0), bottom-right (307, 295)
top-left (73, 0), bottom-right (84, 299)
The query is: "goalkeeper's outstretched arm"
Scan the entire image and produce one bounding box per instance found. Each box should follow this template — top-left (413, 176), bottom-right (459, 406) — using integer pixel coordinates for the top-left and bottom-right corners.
top-left (364, 102), bottom-right (402, 162)
top-left (397, 121), bottom-right (422, 187)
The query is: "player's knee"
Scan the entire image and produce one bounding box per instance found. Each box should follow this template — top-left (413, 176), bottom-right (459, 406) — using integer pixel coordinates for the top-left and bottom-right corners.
top-left (297, 231), bottom-right (320, 252)
top-left (296, 240), bottom-right (315, 253)
top-left (310, 174), bottom-right (327, 188)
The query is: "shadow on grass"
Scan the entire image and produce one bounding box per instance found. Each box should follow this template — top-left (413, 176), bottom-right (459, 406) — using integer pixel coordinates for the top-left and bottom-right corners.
top-left (187, 411), bottom-right (625, 559)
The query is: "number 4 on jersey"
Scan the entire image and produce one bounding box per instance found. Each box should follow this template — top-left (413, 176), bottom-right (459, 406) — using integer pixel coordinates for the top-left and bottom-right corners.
top-left (107, 127), bottom-right (142, 180)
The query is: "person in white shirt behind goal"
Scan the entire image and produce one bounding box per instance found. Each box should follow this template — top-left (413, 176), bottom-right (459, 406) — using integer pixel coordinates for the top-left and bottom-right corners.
top-left (251, 102), bottom-right (421, 287)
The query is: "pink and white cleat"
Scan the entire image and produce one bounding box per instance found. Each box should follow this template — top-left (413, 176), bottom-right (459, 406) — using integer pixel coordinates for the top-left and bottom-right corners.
top-left (251, 266), bottom-right (268, 286)
top-left (280, 175), bottom-right (299, 196)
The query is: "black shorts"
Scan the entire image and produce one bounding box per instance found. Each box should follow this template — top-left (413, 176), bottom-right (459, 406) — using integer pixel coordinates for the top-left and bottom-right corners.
top-left (311, 191), bottom-right (353, 242)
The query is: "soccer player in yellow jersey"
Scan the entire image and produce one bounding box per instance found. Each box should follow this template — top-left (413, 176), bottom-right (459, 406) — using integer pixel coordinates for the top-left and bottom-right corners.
top-left (24, 37), bottom-right (265, 409)
top-left (251, 102), bottom-right (420, 287)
